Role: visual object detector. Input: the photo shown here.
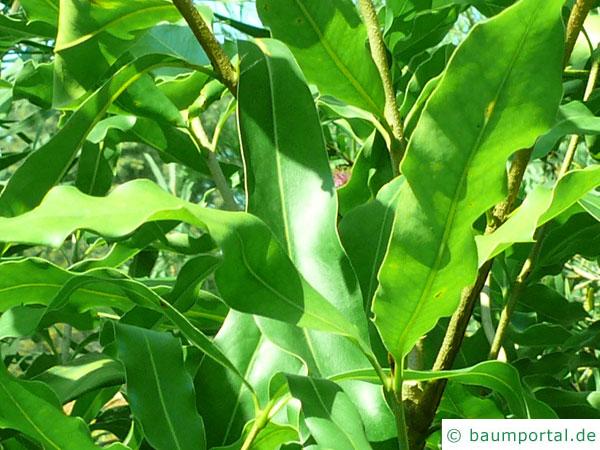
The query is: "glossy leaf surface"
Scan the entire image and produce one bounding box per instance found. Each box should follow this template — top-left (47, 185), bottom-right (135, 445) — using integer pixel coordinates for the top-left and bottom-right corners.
top-left (373, 0), bottom-right (565, 360)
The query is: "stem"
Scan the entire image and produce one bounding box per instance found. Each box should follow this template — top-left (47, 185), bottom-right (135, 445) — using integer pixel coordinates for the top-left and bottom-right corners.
top-left (391, 361), bottom-right (410, 450)
top-left (172, 0), bottom-right (238, 95)
top-left (358, 0), bottom-right (405, 175)
top-left (189, 118), bottom-right (239, 211)
top-left (240, 395), bottom-right (290, 450)
top-left (564, 0), bottom-right (596, 67)
top-left (559, 50), bottom-right (600, 176)
top-left (488, 238), bottom-right (542, 359)
top-left (60, 324), bottom-right (72, 364)
top-left (9, 0), bottom-right (20, 14)
top-left (206, 151), bottom-right (238, 211)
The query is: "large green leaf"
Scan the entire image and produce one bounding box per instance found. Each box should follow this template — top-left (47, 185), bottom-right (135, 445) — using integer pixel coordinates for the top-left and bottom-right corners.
top-left (0, 180), bottom-right (365, 345)
top-left (373, 0), bottom-right (564, 361)
top-left (337, 132), bottom-right (394, 215)
top-left (385, 4), bottom-right (459, 65)
top-left (213, 422), bottom-right (299, 450)
top-left (535, 209), bottom-right (600, 278)
top-left (438, 382), bottom-right (504, 419)
top-left (21, 0), bottom-right (59, 26)
top-left (518, 284), bottom-right (588, 326)
top-left (238, 38), bottom-right (367, 340)
top-left (256, 0), bottom-right (385, 115)
top-left (285, 375), bottom-right (373, 450)
top-left (0, 364), bottom-right (104, 450)
top-left (88, 115), bottom-right (209, 175)
top-left (236, 41), bottom-right (396, 444)
top-left (0, 258), bottom-right (132, 313)
top-left (116, 324), bottom-right (206, 450)
top-left (476, 166), bottom-right (600, 264)
top-left (0, 54), bottom-right (186, 217)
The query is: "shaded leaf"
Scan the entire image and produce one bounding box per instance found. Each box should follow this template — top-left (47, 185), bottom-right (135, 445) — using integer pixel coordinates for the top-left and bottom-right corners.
top-left (286, 375), bottom-right (373, 450)
top-left (0, 364), bottom-right (101, 450)
top-left (116, 324), bottom-right (206, 450)
top-left (256, 0), bottom-right (385, 115)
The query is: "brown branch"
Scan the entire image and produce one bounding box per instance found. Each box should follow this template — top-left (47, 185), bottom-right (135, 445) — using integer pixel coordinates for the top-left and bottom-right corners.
top-left (406, 1), bottom-right (596, 446)
top-left (359, 0), bottom-right (405, 175)
top-left (172, 0), bottom-right (238, 95)
top-left (564, 0), bottom-right (596, 67)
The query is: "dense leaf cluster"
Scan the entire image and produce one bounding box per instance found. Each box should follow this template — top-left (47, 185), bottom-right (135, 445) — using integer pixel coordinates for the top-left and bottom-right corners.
top-left (1, 0), bottom-right (600, 449)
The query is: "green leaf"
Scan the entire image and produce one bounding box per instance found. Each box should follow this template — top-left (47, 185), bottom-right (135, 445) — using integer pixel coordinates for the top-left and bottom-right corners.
top-left (518, 284), bottom-right (588, 326)
top-left (438, 382), bottom-right (504, 419)
top-left (237, 44), bottom-right (387, 444)
top-left (510, 323), bottom-right (573, 347)
top-left (0, 15), bottom-right (54, 53)
top-left (0, 364), bottom-right (101, 450)
top-left (256, 0), bottom-right (385, 115)
top-left (0, 152), bottom-right (29, 172)
top-left (536, 210), bottom-right (600, 277)
top-left (535, 388), bottom-right (600, 419)
top-left (53, 0), bottom-right (181, 106)
top-left (373, 0), bottom-right (564, 361)
top-left (195, 311), bottom-right (302, 447)
top-left (238, 38), bottom-right (367, 340)
top-left (385, 5), bottom-right (459, 65)
top-left (285, 375), bottom-right (373, 450)
top-left (212, 422), bottom-right (299, 450)
top-left (128, 23), bottom-right (209, 67)
top-left (399, 43), bottom-right (453, 118)
top-left (0, 257), bottom-right (245, 391)
top-left (337, 132), bottom-right (394, 215)
top-left (32, 353), bottom-right (124, 403)
top-left (532, 101), bottom-right (600, 159)
top-left (0, 180), bottom-right (364, 343)
top-left (0, 54), bottom-right (186, 217)
top-left (476, 166), bottom-right (600, 264)
top-left (89, 115), bottom-right (209, 175)
top-left (116, 324), bottom-right (206, 450)
top-left (76, 142), bottom-right (114, 196)
top-left (158, 72), bottom-right (211, 110)
top-left (0, 258), bottom-right (132, 313)
top-left (334, 360), bottom-right (551, 419)
top-left (339, 177), bottom-right (403, 307)
top-left (12, 61), bottom-right (54, 109)
top-left (21, 0), bottom-right (59, 26)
